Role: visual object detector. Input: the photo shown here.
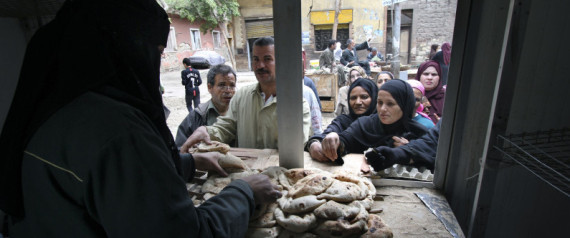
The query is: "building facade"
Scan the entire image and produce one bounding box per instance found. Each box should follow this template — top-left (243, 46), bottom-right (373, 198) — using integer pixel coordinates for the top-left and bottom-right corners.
top-left (229, 0), bottom-right (456, 70)
top-left (161, 13), bottom-right (229, 72)
top-left (386, 0), bottom-right (458, 65)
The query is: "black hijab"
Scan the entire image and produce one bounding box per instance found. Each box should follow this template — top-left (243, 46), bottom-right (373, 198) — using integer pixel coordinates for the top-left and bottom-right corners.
top-left (311, 78), bottom-right (378, 140)
top-left (339, 79), bottom-right (428, 154)
top-left (0, 0), bottom-right (175, 217)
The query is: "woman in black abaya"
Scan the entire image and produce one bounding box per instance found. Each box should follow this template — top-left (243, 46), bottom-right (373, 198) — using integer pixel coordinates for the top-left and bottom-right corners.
top-left (0, 0), bottom-right (278, 236)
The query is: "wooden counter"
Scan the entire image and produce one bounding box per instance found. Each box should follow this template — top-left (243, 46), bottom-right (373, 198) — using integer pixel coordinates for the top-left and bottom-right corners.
top-left (229, 148), bottom-right (463, 237)
top-left (191, 148), bottom-right (463, 237)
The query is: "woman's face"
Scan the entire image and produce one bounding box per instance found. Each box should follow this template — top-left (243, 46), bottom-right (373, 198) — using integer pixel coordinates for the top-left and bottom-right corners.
top-left (419, 66), bottom-right (440, 91)
top-left (377, 74), bottom-right (392, 88)
top-left (349, 70), bottom-right (361, 83)
top-left (349, 86), bottom-right (372, 115)
top-left (413, 88), bottom-right (423, 111)
top-left (377, 90), bottom-right (403, 125)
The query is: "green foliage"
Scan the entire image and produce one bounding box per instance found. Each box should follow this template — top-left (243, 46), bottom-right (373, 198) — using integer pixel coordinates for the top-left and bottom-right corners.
top-left (166, 0), bottom-right (240, 33)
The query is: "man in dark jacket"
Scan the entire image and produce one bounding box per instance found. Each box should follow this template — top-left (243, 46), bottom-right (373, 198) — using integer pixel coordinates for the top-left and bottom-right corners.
top-left (366, 120), bottom-right (441, 171)
top-left (176, 64), bottom-right (237, 148)
top-left (182, 58), bottom-right (202, 112)
top-left (341, 38), bottom-right (371, 75)
top-left (367, 47), bottom-right (384, 63)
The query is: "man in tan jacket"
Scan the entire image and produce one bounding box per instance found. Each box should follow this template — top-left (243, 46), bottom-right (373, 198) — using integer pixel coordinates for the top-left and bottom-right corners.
top-left (181, 37), bottom-right (310, 151)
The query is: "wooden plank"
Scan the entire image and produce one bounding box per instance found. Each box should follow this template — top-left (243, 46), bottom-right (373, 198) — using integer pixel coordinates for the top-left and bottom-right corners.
top-left (229, 148), bottom-right (366, 174)
top-left (372, 178), bottom-right (435, 188)
top-left (306, 73), bottom-right (337, 97)
top-left (320, 99), bottom-right (335, 112)
top-left (303, 152), bottom-right (366, 174)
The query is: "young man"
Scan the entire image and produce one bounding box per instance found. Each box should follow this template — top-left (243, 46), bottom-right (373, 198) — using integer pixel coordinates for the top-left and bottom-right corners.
top-left (341, 38), bottom-right (372, 75)
top-left (181, 58), bottom-right (202, 112)
top-left (175, 64), bottom-right (237, 148)
top-left (181, 37), bottom-right (311, 151)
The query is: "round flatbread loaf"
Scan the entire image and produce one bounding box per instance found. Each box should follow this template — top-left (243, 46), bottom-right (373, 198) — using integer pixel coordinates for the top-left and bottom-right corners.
top-left (274, 208), bottom-right (317, 233)
top-left (361, 214), bottom-right (393, 238)
top-left (287, 173), bottom-right (333, 198)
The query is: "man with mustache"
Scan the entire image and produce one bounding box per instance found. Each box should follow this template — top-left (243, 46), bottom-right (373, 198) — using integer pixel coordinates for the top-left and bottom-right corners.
top-left (181, 37), bottom-right (311, 151)
top-left (175, 64), bottom-right (237, 148)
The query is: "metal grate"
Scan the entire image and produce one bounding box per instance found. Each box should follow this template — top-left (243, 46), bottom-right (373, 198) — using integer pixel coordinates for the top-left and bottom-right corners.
top-left (494, 128), bottom-right (570, 198)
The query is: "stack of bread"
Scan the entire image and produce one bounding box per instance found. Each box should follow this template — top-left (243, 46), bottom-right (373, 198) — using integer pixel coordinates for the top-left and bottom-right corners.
top-left (194, 142), bottom-right (393, 238)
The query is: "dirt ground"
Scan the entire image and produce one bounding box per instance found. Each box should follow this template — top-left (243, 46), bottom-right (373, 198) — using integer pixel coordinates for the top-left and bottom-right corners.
top-left (160, 69), bottom-right (335, 136)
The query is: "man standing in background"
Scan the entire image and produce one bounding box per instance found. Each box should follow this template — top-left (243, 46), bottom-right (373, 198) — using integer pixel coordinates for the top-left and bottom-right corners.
top-left (320, 39), bottom-right (346, 87)
top-left (341, 38), bottom-right (371, 76)
top-left (181, 58), bottom-right (202, 112)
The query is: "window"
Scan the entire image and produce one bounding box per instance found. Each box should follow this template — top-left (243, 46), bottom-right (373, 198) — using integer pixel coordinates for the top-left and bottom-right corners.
top-left (212, 30), bottom-right (221, 48)
top-left (190, 28), bottom-right (201, 50)
top-left (309, 9), bottom-right (353, 51)
top-left (313, 24), bottom-right (350, 51)
top-left (165, 27), bottom-right (176, 52)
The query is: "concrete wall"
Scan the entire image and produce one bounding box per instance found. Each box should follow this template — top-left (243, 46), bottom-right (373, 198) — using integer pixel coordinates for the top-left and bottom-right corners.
top-left (397, 0), bottom-right (457, 64)
top-left (301, 0), bottom-right (387, 65)
top-left (238, 0), bottom-right (273, 18)
top-left (161, 14), bottom-right (228, 72)
top-left (233, 0), bottom-right (273, 71)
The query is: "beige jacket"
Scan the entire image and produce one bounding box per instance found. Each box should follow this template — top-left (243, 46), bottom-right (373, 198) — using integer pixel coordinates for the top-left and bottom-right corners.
top-left (207, 83), bottom-right (311, 149)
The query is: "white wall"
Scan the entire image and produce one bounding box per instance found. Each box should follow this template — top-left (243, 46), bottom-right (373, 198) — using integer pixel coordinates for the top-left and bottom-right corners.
top-left (0, 18), bottom-right (27, 132)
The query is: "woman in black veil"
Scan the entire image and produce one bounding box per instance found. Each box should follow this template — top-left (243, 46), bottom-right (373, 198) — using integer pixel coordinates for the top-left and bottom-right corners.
top-left (0, 0), bottom-right (278, 236)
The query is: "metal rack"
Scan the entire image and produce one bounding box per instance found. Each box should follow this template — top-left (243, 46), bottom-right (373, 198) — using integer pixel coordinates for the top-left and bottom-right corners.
top-left (494, 128), bottom-right (570, 198)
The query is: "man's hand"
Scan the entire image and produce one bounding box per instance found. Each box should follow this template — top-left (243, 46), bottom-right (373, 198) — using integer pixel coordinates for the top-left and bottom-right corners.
top-left (365, 146), bottom-right (409, 171)
top-left (309, 141), bottom-right (330, 162)
top-left (241, 174), bottom-right (282, 204)
top-left (192, 152), bottom-right (228, 177)
top-left (321, 132), bottom-right (340, 161)
top-left (180, 126), bottom-right (211, 154)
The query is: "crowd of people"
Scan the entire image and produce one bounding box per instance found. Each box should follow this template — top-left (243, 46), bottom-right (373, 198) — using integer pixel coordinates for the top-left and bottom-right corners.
top-left (310, 37), bottom-right (451, 171)
top-left (0, 0), bottom-right (452, 235)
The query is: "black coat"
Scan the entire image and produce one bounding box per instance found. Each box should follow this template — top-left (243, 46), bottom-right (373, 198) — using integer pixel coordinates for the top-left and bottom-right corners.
top-left (400, 120), bottom-right (441, 170)
top-left (340, 41), bottom-right (370, 66)
top-left (181, 67), bottom-right (202, 92)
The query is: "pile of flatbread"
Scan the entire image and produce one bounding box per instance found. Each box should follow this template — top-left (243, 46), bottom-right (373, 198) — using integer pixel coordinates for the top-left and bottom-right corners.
top-left (193, 142), bottom-right (393, 238)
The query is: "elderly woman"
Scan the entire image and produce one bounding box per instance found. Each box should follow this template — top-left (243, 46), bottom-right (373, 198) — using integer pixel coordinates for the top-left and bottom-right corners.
top-left (319, 80), bottom-right (429, 163)
top-left (417, 60), bottom-right (445, 123)
top-left (335, 66), bottom-right (368, 116)
top-left (407, 79), bottom-right (435, 129)
top-left (306, 78), bottom-right (378, 163)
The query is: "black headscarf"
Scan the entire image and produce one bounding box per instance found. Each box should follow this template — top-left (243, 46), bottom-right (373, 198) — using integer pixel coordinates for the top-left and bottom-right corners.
top-left (0, 0), bottom-right (176, 217)
top-left (347, 78), bottom-right (378, 120)
top-left (310, 78), bottom-right (377, 141)
top-left (339, 79), bottom-right (428, 154)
